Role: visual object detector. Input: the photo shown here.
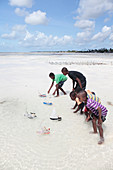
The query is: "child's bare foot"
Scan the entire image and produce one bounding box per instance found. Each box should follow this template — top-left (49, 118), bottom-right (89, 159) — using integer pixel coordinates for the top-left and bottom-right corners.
top-left (55, 95), bottom-right (59, 97)
top-left (89, 131), bottom-right (98, 134)
top-left (98, 137), bottom-right (104, 145)
top-left (86, 117), bottom-right (92, 122)
top-left (85, 114), bottom-right (90, 122)
top-left (86, 117), bottom-right (90, 122)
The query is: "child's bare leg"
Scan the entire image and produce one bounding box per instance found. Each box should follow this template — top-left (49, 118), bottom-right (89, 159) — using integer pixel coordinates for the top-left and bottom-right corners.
top-left (97, 124), bottom-right (103, 138)
top-left (56, 89), bottom-right (59, 97)
top-left (91, 117), bottom-right (98, 133)
top-left (59, 87), bottom-right (66, 95)
top-left (98, 137), bottom-right (104, 144)
top-left (97, 124), bottom-right (104, 144)
top-left (86, 114), bottom-right (90, 122)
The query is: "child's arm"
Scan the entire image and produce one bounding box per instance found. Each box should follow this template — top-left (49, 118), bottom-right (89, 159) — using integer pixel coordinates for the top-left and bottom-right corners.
top-left (48, 81), bottom-right (54, 93)
top-left (73, 105), bottom-right (80, 113)
top-left (72, 102), bottom-right (77, 109)
top-left (72, 80), bottom-right (75, 91)
top-left (76, 78), bottom-right (82, 88)
top-left (97, 107), bottom-right (102, 125)
top-left (73, 97), bottom-right (81, 110)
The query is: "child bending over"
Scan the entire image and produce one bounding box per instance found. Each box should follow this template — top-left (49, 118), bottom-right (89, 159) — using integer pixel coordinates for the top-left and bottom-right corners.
top-left (70, 88), bottom-right (101, 117)
top-left (48, 72), bottom-right (67, 97)
top-left (77, 91), bottom-right (108, 145)
top-left (70, 89), bottom-right (84, 114)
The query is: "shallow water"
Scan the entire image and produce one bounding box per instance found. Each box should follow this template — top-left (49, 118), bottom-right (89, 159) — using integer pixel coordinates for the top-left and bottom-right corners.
top-left (0, 53), bottom-right (113, 170)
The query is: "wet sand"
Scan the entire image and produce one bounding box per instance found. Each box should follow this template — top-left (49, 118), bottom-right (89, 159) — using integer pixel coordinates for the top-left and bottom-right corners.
top-left (0, 52), bottom-right (113, 170)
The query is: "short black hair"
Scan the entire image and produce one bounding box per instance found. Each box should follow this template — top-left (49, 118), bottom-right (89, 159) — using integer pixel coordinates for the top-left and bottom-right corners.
top-left (78, 90), bottom-right (87, 98)
top-left (75, 87), bottom-right (83, 93)
top-left (61, 67), bottom-right (68, 72)
top-left (70, 91), bottom-right (76, 98)
top-left (49, 72), bottom-right (55, 77)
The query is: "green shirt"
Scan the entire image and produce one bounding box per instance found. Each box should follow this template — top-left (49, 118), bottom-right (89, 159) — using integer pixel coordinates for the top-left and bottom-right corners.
top-left (53, 74), bottom-right (67, 84)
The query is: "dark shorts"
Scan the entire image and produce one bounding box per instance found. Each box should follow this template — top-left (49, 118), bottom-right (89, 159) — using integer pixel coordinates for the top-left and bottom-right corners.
top-left (58, 81), bottom-right (66, 88)
top-left (74, 79), bottom-right (86, 90)
top-left (90, 113), bottom-right (106, 122)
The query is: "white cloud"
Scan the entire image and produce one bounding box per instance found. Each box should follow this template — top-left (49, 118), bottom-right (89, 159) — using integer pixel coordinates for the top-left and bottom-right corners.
top-left (1, 26), bottom-right (73, 48)
top-left (24, 31), bottom-right (33, 40)
top-left (76, 31), bottom-right (91, 42)
top-left (92, 25), bottom-right (111, 41)
top-left (19, 31), bottom-right (73, 48)
top-left (54, 35), bottom-right (73, 45)
top-left (76, 0), bottom-right (113, 19)
top-left (102, 25), bottom-right (111, 32)
top-left (104, 17), bottom-right (110, 23)
top-left (1, 31), bottom-right (16, 39)
top-left (13, 25), bottom-right (26, 31)
top-left (9, 0), bottom-right (33, 8)
top-left (25, 10), bottom-right (49, 25)
top-left (15, 8), bottom-right (29, 16)
top-left (74, 20), bottom-right (95, 31)
top-left (109, 33), bottom-right (113, 41)
top-left (1, 25), bottom-right (26, 40)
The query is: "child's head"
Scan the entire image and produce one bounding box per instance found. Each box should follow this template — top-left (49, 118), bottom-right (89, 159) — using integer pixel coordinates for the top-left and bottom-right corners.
top-left (61, 67), bottom-right (68, 75)
top-left (77, 91), bottom-right (87, 103)
top-left (49, 72), bottom-right (55, 80)
top-left (75, 87), bottom-right (83, 93)
top-left (70, 91), bottom-right (77, 101)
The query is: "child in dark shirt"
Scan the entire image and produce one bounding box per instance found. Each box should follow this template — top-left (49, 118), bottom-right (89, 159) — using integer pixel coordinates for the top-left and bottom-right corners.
top-left (61, 67), bottom-right (86, 91)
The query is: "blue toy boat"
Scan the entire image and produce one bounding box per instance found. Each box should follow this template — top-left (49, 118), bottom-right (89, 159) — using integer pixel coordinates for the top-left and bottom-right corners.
top-left (43, 102), bottom-right (52, 105)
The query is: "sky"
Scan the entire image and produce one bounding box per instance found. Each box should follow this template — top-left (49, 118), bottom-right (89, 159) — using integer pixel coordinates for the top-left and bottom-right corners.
top-left (1, 0), bottom-right (113, 52)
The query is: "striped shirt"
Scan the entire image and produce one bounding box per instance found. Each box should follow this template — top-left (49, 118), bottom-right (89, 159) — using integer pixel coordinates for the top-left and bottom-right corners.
top-left (86, 98), bottom-right (108, 117)
top-left (87, 90), bottom-right (101, 103)
top-left (76, 90), bottom-right (101, 105)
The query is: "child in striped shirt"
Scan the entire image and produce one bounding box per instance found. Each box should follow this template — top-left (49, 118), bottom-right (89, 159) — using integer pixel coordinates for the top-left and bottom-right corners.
top-left (77, 90), bottom-right (108, 145)
top-left (84, 90), bottom-right (101, 121)
top-left (70, 88), bottom-right (101, 116)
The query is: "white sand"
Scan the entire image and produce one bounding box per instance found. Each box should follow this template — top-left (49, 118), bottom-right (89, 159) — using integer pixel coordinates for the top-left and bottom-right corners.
top-left (0, 52), bottom-right (113, 170)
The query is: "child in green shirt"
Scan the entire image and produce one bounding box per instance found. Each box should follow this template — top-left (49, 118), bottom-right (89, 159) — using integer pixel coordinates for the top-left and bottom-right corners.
top-left (48, 72), bottom-right (67, 97)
